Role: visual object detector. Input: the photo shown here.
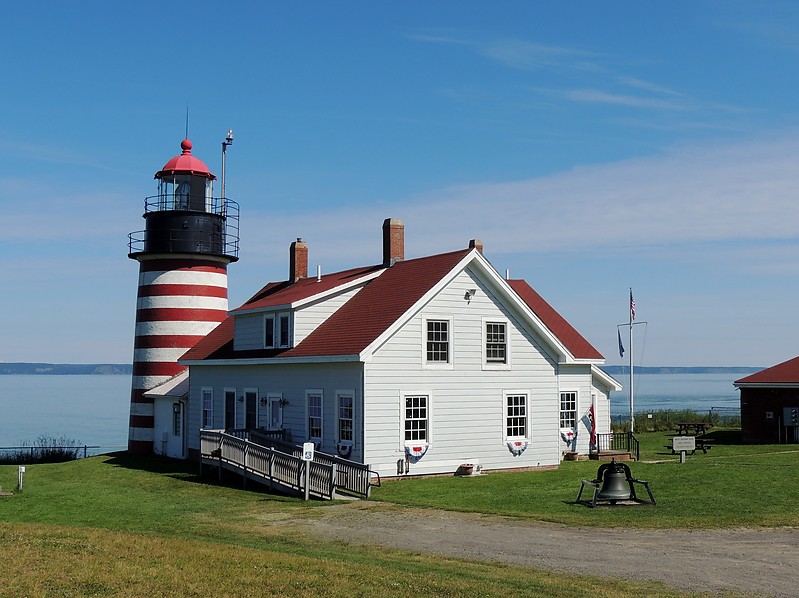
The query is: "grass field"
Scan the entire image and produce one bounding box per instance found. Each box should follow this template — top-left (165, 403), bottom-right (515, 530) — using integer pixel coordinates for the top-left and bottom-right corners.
top-left (0, 432), bottom-right (794, 596)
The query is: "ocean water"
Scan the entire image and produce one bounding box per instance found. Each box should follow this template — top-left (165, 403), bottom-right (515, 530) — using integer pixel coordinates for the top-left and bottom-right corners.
top-left (611, 372), bottom-right (742, 416)
top-left (0, 375), bottom-right (130, 453)
top-left (0, 372), bottom-right (742, 454)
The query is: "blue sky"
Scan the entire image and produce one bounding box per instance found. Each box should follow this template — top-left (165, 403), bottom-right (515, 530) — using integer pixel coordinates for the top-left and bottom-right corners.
top-left (3, 1), bottom-right (799, 367)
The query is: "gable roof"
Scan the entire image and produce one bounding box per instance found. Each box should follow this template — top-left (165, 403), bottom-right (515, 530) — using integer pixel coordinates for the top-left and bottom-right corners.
top-left (734, 356), bottom-right (799, 386)
top-left (507, 279), bottom-right (603, 360)
top-left (234, 264), bottom-right (382, 313)
top-left (181, 248), bottom-right (606, 365)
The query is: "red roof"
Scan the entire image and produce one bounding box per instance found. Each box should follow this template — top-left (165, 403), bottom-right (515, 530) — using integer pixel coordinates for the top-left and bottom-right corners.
top-left (155, 138), bottom-right (216, 180)
top-left (234, 265), bottom-right (382, 312)
top-left (284, 249), bottom-right (470, 358)
top-left (181, 248), bottom-right (604, 363)
top-left (735, 356), bottom-right (799, 385)
top-left (507, 279), bottom-right (603, 360)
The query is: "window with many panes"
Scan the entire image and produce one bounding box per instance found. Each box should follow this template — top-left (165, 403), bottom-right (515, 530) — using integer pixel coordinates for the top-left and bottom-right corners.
top-left (560, 391), bottom-right (577, 428)
top-left (202, 388), bottom-right (213, 428)
top-left (337, 392), bottom-right (354, 443)
top-left (426, 320), bottom-right (449, 363)
top-left (506, 394), bottom-right (527, 438)
top-left (486, 322), bottom-right (507, 363)
top-left (307, 391), bottom-right (323, 442)
top-left (404, 395), bottom-right (428, 442)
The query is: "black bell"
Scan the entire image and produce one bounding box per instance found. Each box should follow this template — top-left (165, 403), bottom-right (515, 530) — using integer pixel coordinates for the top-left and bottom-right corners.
top-left (596, 459), bottom-right (632, 503)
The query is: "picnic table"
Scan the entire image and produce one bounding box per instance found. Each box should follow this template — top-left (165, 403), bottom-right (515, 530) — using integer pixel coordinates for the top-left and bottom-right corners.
top-left (667, 436), bottom-right (715, 455)
top-left (675, 422), bottom-right (713, 435)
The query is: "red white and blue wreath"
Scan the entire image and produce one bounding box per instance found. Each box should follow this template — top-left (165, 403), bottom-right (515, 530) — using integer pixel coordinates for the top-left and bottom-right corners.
top-left (405, 443), bottom-right (429, 461)
top-left (507, 439), bottom-right (528, 456)
top-left (336, 442), bottom-right (353, 459)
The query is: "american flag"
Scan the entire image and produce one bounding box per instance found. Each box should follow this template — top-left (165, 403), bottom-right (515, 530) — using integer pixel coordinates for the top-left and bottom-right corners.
top-left (630, 289), bottom-right (636, 321)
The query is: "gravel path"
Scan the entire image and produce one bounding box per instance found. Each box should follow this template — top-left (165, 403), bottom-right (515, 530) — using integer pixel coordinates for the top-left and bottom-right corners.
top-left (292, 503), bottom-right (799, 597)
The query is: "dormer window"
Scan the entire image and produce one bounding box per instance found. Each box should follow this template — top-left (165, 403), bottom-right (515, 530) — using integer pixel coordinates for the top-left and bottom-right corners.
top-left (264, 312), bottom-right (292, 349)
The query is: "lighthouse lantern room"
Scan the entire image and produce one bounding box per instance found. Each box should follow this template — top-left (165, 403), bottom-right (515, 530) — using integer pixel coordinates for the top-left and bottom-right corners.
top-left (127, 137), bottom-right (239, 456)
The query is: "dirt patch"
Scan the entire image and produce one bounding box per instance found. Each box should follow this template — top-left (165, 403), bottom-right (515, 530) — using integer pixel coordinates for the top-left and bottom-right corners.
top-left (291, 502), bottom-right (799, 597)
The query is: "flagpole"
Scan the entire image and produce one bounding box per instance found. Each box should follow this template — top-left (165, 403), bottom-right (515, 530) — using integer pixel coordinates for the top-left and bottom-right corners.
top-left (629, 287), bottom-right (634, 434)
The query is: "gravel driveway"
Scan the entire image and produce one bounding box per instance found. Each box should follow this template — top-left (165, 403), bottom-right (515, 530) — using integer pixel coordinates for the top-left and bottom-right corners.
top-left (292, 503), bottom-right (799, 597)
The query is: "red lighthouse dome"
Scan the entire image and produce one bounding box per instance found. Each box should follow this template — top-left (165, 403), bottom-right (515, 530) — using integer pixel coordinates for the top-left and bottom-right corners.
top-left (155, 138), bottom-right (217, 179)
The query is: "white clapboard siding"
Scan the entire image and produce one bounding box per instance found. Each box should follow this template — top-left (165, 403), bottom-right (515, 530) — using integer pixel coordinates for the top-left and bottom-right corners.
top-left (186, 362), bottom-right (364, 460)
top-left (363, 268), bottom-right (563, 477)
top-left (293, 285), bottom-right (365, 345)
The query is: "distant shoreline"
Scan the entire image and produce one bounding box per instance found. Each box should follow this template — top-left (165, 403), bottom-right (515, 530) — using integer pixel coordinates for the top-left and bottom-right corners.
top-left (0, 363), bottom-right (132, 375)
top-left (0, 363), bottom-right (759, 376)
top-left (601, 366), bottom-right (759, 375)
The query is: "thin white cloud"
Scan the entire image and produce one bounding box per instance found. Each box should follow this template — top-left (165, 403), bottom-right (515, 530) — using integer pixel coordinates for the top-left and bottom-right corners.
top-left (238, 133), bottom-right (799, 274)
top-left (564, 88), bottom-right (688, 110)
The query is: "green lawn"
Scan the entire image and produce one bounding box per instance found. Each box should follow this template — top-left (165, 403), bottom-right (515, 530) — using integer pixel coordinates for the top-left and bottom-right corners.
top-left (0, 452), bottom-right (698, 597)
top-left (1, 432), bottom-right (792, 596)
top-left (373, 430), bottom-right (799, 528)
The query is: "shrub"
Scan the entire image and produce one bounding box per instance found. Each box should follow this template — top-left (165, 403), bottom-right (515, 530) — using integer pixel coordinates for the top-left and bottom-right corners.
top-left (0, 435), bottom-right (83, 464)
top-left (611, 409), bottom-right (741, 433)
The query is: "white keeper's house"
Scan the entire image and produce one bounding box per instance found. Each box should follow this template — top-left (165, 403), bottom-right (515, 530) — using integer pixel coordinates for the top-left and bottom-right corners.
top-left (172, 217), bottom-right (620, 478)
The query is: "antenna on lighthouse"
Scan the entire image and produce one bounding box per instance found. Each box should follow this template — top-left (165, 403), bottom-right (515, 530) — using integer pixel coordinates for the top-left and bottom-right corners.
top-left (221, 129), bottom-right (234, 202)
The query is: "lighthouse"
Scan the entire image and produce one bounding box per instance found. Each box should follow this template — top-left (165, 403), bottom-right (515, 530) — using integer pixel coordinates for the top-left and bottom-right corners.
top-left (127, 136), bottom-right (239, 455)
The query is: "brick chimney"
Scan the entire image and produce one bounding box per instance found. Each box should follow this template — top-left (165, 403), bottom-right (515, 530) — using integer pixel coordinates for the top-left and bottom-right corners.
top-left (290, 238), bottom-right (308, 282)
top-left (382, 218), bottom-right (404, 266)
top-left (469, 239), bottom-right (484, 254)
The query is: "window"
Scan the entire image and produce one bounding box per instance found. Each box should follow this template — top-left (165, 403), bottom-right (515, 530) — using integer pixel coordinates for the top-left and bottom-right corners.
top-left (337, 392), bottom-right (354, 444)
top-left (202, 388), bottom-right (213, 428)
top-left (264, 315), bottom-right (275, 348)
top-left (404, 395), bottom-right (428, 442)
top-left (506, 394), bottom-right (527, 439)
top-left (279, 314), bottom-right (290, 347)
top-left (173, 403), bottom-right (182, 437)
top-left (264, 312), bottom-right (291, 348)
top-left (560, 391), bottom-right (577, 429)
top-left (307, 391), bottom-right (323, 442)
top-left (486, 322), bottom-right (507, 363)
top-left (267, 393), bottom-right (283, 429)
top-left (426, 320), bottom-right (449, 363)
top-left (224, 389), bottom-right (236, 429)
top-left (245, 389), bottom-right (258, 430)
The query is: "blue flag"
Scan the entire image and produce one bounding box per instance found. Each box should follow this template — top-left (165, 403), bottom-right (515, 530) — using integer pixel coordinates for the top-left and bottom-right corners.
top-left (618, 329), bottom-right (625, 358)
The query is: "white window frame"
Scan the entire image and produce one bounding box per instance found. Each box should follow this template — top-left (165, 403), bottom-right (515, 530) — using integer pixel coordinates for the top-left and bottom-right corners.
top-left (402, 392), bottom-right (432, 447)
top-left (504, 392), bottom-right (528, 441)
top-left (336, 390), bottom-right (355, 445)
top-left (266, 392), bottom-right (284, 430)
top-left (264, 311), bottom-right (292, 349)
top-left (201, 387), bottom-right (213, 429)
top-left (306, 389), bottom-right (323, 444)
top-left (422, 316), bottom-right (454, 369)
top-left (264, 314), bottom-right (275, 348)
top-left (223, 388), bottom-right (237, 430)
top-left (277, 312), bottom-right (291, 348)
top-left (560, 391), bottom-right (578, 429)
top-left (482, 317), bottom-right (511, 370)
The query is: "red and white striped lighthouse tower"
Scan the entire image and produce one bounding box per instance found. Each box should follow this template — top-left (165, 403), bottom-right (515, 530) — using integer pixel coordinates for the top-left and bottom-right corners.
top-left (127, 138), bottom-right (239, 454)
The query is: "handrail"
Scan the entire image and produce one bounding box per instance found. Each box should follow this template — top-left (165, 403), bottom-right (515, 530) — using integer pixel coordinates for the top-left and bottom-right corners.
top-left (246, 429), bottom-right (378, 498)
top-left (200, 429), bottom-right (336, 500)
top-left (594, 432), bottom-right (640, 461)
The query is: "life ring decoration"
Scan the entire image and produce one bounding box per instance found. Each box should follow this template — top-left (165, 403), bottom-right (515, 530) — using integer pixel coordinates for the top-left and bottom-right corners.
top-left (336, 443), bottom-right (353, 459)
top-left (507, 439), bottom-right (528, 457)
top-left (405, 443), bottom-right (429, 461)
